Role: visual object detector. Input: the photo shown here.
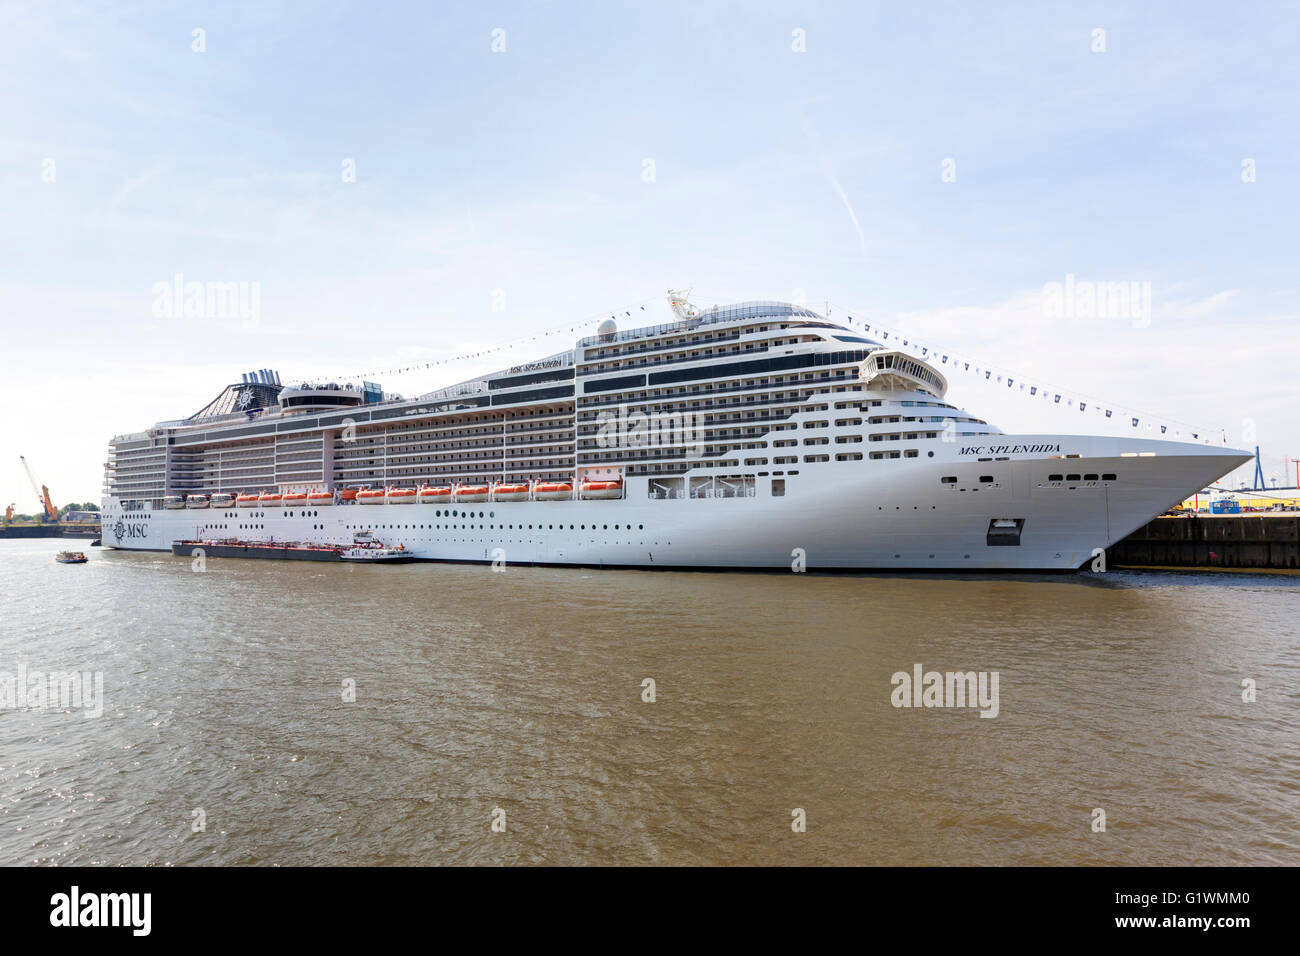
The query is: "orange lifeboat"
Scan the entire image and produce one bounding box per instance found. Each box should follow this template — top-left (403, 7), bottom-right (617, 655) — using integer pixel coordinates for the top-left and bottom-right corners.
top-left (307, 491), bottom-right (333, 506)
top-left (417, 485), bottom-right (451, 503)
top-left (339, 489), bottom-right (359, 502)
top-left (258, 492), bottom-right (283, 507)
top-left (236, 494), bottom-right (259, 508)
top-left (492, 482), bottom-right (530, 502)
top-left (356, 488), bottom-right (385, 505)
top-left (580, 478), bottom-right (623, 500)
top-left (534, 481), bottom-right (573, 501)
top-left (387, 486), bottom-right (417, 504)
top-left (453, 484), bottom-right (490, 502)
top-left (282, 492), bottom-right (309, 507)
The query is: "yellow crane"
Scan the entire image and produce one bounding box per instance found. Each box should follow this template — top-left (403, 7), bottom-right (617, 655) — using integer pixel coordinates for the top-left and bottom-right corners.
top-left (20, 456), bottom-right (58, 522)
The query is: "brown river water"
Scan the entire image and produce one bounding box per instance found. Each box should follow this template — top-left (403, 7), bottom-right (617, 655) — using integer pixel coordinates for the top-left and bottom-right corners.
top-left (1, 538), bottom-right (1296, 865)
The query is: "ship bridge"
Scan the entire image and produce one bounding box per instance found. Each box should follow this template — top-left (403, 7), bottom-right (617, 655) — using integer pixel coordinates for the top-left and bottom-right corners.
top-left (861, 350), bottom-right (948, 399)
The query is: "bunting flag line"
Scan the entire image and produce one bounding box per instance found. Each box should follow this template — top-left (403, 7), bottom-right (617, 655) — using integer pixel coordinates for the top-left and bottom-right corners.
top-left (832, 303), bottom-right (1221, 444)
top-left (317, 295), bottom-right (662, 384)
top-left (300, 293), bottom-right (1223, 444)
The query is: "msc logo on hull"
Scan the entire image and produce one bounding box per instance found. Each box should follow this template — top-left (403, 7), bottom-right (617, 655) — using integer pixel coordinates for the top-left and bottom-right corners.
top-left (111, 518), bottom-right (150, 543)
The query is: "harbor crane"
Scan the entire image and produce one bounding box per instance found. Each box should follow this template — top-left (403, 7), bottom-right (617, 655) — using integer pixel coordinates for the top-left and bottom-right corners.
top-left (20, 456), bottom-right (58, 522)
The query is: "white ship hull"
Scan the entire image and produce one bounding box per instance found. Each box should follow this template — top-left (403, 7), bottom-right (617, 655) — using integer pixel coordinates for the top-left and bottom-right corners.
top-left (101, 436), bottom-right (1247, 571)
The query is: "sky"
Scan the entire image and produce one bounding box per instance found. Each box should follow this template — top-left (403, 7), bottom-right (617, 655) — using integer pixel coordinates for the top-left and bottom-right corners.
top-left (2, 0), bottom-right (1298, 510)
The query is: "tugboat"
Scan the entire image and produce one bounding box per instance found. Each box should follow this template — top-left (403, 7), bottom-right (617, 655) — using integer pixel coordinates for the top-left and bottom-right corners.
top-left (55, 550), bottom-right (88, 564)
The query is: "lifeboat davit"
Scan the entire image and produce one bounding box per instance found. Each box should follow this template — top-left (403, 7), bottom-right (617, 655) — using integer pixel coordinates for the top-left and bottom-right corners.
top-left (185, 495), bottom-right (210, 509)
top-left (453, 484), bottom-right (490, 502)
top-left (356, 489), bottom-right (385, 505)
top-left (164, 495), bottom-right (186, 510)
top-left (307, 492), bottom-right (333, 506)
top-left (236, 494), bottom-right (259, 508)
top-left (282, 492), bottom-right (309, 507)
top-left (533, 481), bottom-right (573, 501)
top-left (339, 489), bottom-right (359, 502)
top-left (492, 483), bottom-right (530, 502)
top-left (417, 485), bottom-right (451, 503)
top-left (259, 493), bottom-right (283, 507)
top-left (580, 479), bottom-right (623, 500)
top-left (387, 486), bottom-right (417, 504)
top-left (210, 493), bottom-right (236, 508)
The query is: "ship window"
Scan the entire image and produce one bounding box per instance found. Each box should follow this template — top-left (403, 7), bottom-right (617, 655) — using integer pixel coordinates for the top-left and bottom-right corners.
top-left (979, 476), bottom-right (994, 482)
top-left (1048, 474), bottom-right (1063, 482)
top-left (1084, 474), bottom-right (1098, 481)
top-left (941, 476), bottom-right (957, 483)
top-left (1066, 474), bottom-right (1081, 481)
top-left (1102, 473), bottom-right (1117, 481)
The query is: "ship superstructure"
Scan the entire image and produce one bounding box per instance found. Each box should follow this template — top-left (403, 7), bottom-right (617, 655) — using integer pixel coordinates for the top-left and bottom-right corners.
top-left (101, 295), bottom-right (1249, 570)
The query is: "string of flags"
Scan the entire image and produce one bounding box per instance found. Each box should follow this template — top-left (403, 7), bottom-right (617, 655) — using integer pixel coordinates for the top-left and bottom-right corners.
top-left (309, 293), bottom-right (1223, 444)
top-left (322, 296), bottom-right (662, 383)
top-left (832, 305), bottom-right (1221, 444)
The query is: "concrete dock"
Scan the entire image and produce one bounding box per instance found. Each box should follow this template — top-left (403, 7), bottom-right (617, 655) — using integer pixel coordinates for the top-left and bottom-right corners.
top-left (1107, 514), bottom-right (1300, 571)
top-left (0, 523), bottom-right (101, 539)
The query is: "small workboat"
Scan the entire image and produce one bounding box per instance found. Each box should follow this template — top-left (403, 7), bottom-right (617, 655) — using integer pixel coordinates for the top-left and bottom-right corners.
top-left (55, 550), bottom-right (88, 564)
top-left (186, 495), bottom-right (209, 509)
top-left (163, 495), bottom-right (186, 510)
top-left (210, 493), bottom-right (236, 508)
top-left (338, 544), bottom-right (414, 562)
top-left (339, 532), bottom-right (413, 562)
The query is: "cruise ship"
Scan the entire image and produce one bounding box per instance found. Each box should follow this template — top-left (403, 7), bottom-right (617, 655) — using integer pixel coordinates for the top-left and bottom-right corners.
top-left (100, 294), bottom-right (1249, 570)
